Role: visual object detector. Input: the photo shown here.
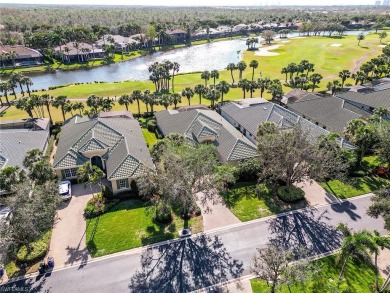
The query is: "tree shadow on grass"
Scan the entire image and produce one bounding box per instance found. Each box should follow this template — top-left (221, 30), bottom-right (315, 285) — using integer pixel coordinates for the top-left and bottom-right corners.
top-left (129, 234), bottom-right (244, 292)
top-left (268, 207), bottom-right (342, 258)
top-left (141, 223), bottom-right (175, 246)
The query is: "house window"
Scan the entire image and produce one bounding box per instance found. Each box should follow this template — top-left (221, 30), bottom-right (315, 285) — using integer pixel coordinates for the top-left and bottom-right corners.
top-left (64, 168), bottom-right (77, 178)
top-left (118, 179), bottom-right (128, 189)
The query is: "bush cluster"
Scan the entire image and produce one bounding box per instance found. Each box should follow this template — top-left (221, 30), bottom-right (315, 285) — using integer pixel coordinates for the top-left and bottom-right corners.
top-left (147, 120), bottom-right (157, 132)
top-left (277, 186), bottom-right (305, 202)
top-left (16, 230), bottom-right (52, 264)
top-left (84, 193), bottom-right (119, 219)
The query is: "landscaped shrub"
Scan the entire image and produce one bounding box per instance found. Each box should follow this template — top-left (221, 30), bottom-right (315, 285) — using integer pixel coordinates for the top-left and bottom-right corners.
top-left (102, 185), bottom-right (113, 199)
top-left (44, 135), bottom-right (55, 159)
top-left (238, 158), bottom-right (262, 182)
top-left (147, 120), bottom-right (157, 132)
top-left (373, 167), bottom-right (390, 178)
top-left (154, 204), bottom-right (173, 224)
top-left (16, 230), bottom-right (52, 264)
top-left (277, 186), bottom-right (305, 202)
top-left (84, 193), bottom-right (120, 219)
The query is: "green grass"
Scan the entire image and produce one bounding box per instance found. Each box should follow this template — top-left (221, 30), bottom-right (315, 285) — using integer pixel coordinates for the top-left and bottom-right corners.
top-left (251, 254), bottom-right (382, 293)
top-left (320, 177), bottom-right (390, 199)
top-left (85, 200), bottom-right (203, 257)
top-left (221, 183), bottom-right (306, 222)
top-left (142, 128), bottom-right (158, 149)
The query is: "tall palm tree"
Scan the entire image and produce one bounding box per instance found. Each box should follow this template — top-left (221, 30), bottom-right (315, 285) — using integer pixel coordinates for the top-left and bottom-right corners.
top-left (237, 61), bottom-right (247, 80)
top-left (337, 224), bottom-right (374, 281)
top-left (7, 50), bottom-right (17, 68)
top-left (281, 67), bottom-right (288, 83)
top-left (327, 80), bottom-right (341, 95)
top-left (101, 97), bottom-right (115, 112)
top-left (159, 94), bottom-right (173, 110)
top-left (41, 94), bottom-right (53, 123)
top-left (309, 73), bottom-right (323, 92)
top-left (181, 87), bottom-right (194, 106)
top-left (194, 84), bottom-right (206, 105)
top-left (204, 88), bottom-right (220, 109)
top-left (210, 70), bottom-right (220, 86)
top-left (171, 62), bottom-right (180, 93)
top-left (257, 77), bottom-right (271, 98)
top-left (72, 102), bottom-right (84, 115)
top-left (21, 76), bottom-right (33, 97)
top-left (63, 101), bottom-right (74, 117)
top-left (216, 81), bottom-right (230, 103)
top-left (9, 73), bottom-right (19, 100)
top-left (171, 93), bottom-right (181, 109)
top-left (77, 161), bottom-right (105, 195)
top-left (339, 70), bottom-right (351, 88)
top-left (0, 81), bottom-right (11, 105)
top-left (249, 60), bottom-right (259, 81)
top-left (201, 71), bottom-right (210, 87)
top-left (226, 63), bottom-right (237, 84)
top-left (368, 231), bottom-right (390, 290)
top-left (86, 95), bottom-right (103, 115)
top-left (238, 79), bottom-right (249, 99)
top-left (118, 94), bottom-right (133, 111)
top-left (267, 80), bottom-right (283, 101)
top-left (52, 95), bottom-right (68, 121)
top-left (142, 90), bottom-right (151, 113)
top-left (247, 80), bottom-right (258, 98)
top-left (131, 90), bottom-right (142, 116)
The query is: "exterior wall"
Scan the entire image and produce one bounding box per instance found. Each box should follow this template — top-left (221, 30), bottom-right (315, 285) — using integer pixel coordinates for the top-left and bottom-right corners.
top-left (110, 178), bottom-right (133, 195)
top-left (220, 110), bottom-right (257, 144)
top-left (55, 167), bottom-right (79, 180)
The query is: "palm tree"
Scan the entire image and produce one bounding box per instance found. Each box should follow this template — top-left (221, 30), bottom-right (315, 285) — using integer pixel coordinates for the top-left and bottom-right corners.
top-left (181, 87), bottom-right (194, 106)
top-left (171, 62), bottom-right (180, 93)
top-left (130, 90), bottom-right (143, 116)
top-left (9, 73), bottom-right (19, 100)
top-left (247, 80), bottom-right (258, 98)
top-left (249, 60), bottom-right (259, 81)
top-left (237, 61), bottom-right (247, 80)
top-left (142, 90), bottom-right (151, 113)
top-left (171, 93), bottom-right (181, 109)
top-left (13, 96), bottom-right (34, 118)
top-left (52, 95), bottom-right (68, 121)
top-left (216, 81), bottom-right (230, 103)
top-left (210, 70), bottom-right (220, 86)
top-left (352, 70), bottom-right (367, 85)
top-left (281, 67), bottom-right (288, 82)
top-left (339, 70), bottom-right (351, 88)
top-left (41, 94), bottom-right (53, 123)
top-left (72, 102), bottom-right (84, 115)
top-left (0, 81), bottom-right (11, 105)
top-left (21, 76), bottom-right (33, 97)
top-left (267, 80), bottom-right (283, 101)
top-left (204, 88), bottom-right (220, 109)
top-left (7, 50), bottom-right (17, 68)
top-left (77, 161), bottom-right (105, 195)
top-left (194, 84), bottom-right (206, 105)
top-left (86, 95), bottom-right (103, 115)
top-left (201, 71), bottom-right (210, 87)
top-left (148, 93), bottom-right (158, 113)
top-left (326, 80), bottom-right (341, 95)
top-left (238, 79), bottom-right (249, 99)
top-left (159, 94), bottom-right (173, 110)
top-left (368, 231), bottom-right (390, 290)
top-left (337, 224), bottom-right (374, 281)
top-left (309, 73), bottom-right (323, 92)
top-left (226, 63), bottom-right (237, 84)
top-left (257, 77), bottom-right (271, 98)
top-left (101, 97), bottom-right (114, 112)
top-left (118, 94), bottom-right (133, 111)
top-left (63, 101), bottom-right (74, 117)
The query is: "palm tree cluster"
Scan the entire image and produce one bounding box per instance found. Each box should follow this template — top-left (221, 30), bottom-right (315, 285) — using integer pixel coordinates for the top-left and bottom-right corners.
top-left (246, 37), bottom-right (259, 50)
top-left (337, 224), bottom-right (390, 292)
top-left (0, 50), bottom-right (18, 68)
top-left (281, 60), bottom-right (322, 92)
top-left (148, 61), bottom-right (180, 93)
top-left (0, 72), bottom-right (33, 107)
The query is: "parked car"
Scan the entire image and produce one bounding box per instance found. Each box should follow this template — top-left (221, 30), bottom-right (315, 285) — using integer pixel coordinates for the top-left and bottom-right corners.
top-left (58, 180), bottom-right (72, 200)
top-left (0, 205), bottom-right (11, 223)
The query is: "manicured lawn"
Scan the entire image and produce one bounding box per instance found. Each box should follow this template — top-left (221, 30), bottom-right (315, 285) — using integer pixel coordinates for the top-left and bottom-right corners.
top-left (220, 183), bottom-right (306, 222)
top-left (141, 128), bottom-right (158, 149)
top-left (320, 176), bottom-right (390, 199)
top-left (85, 200), bottom-right (203, 257)
top-left (251, 254), bottom-right (382, 293)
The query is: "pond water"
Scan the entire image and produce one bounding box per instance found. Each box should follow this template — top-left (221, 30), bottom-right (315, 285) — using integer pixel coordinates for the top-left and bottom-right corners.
top-left (4, 30), bottom-right (374, 92)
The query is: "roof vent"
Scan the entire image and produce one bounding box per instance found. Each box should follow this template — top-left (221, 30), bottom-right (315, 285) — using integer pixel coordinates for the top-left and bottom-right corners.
top-left (263, 107), bottom-right (268, 110)
top-left (19, 141), bottom-right (21, 144)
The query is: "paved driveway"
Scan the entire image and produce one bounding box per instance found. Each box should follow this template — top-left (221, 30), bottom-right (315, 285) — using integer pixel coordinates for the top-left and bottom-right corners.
top-left (48, 184), bottom-right (100, 269)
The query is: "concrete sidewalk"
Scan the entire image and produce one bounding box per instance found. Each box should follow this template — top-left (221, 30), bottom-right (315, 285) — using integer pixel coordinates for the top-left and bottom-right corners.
top-left (296, 179), bottom-right (340, 206)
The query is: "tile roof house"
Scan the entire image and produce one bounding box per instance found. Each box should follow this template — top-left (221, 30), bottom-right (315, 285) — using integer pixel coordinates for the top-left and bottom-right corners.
top-left (95, 34), bottom-right (139, 51)
top-left (53, 112), bottom-right (153, 194)
top-left (336, 86), bottom-right (390, 119)
top-left (0, 45), bottom-right (44, 67)
top-left (55, 42), bottom-right (106, 62)
top-left (0, 118), bottom-right (50, 169)
top-left (155, 109), bottom-right (258, 165)
top-left (285, 93), bottom-right (371, 133)
top-left (220, 98), bottom-right (355, 149)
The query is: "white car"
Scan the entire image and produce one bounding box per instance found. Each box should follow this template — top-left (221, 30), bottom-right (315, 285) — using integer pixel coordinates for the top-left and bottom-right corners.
top-left (0, 205), bottom-right (11, 222)
top-left (58, 180), bottom-right (72, 200)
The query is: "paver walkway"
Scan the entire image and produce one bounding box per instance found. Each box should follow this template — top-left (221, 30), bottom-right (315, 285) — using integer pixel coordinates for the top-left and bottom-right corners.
top-left (196, 192), bottom-right (241, 232)
top-left (295, 178), bottom-right (340, 206)
top-left (48, 184), bottom-right (100, 268)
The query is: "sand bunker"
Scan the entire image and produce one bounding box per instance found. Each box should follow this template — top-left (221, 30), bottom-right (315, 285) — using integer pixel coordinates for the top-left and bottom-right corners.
top-left (254, 44), bottom-right (282, 56)
top-left (291, 36), bottom-right (307, 39)
top-left (280, 40), bottom-right (290, 43)
top-left (378, 45), bottom-right (386, 48)
top-left (330, 43), bottom-right (342, 47)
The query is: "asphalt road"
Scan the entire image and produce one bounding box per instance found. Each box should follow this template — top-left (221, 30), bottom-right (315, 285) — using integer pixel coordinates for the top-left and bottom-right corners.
top-left (1, 194), bottom-right (386, 293)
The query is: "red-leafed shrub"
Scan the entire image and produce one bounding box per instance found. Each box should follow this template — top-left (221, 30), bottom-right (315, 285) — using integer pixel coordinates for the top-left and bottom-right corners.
top-left (373, 167), bottom-right (390, 178)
